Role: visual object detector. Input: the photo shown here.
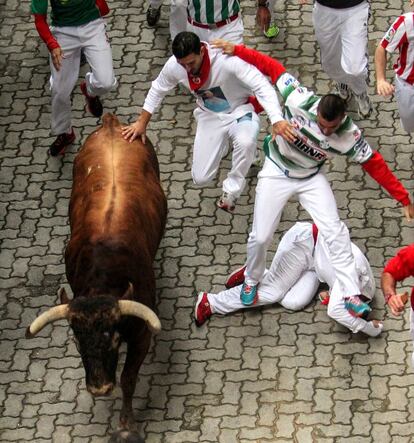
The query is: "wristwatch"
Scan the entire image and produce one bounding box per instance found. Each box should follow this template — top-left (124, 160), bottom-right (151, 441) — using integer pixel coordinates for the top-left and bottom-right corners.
top-left (257, 1), bottom-right (270, 7)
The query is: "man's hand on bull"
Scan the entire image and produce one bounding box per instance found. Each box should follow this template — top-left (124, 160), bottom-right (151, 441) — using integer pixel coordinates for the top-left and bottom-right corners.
top-left (122, 113), bottom-right (151, 144)
top-left (403, 203), bottom-right (414, 222)
top-left (211, 39), bottom-right (235, 55)
top-left (272, 120), bottom-right (297, 143)
top-left (122, 121), bottom-right (146, 143)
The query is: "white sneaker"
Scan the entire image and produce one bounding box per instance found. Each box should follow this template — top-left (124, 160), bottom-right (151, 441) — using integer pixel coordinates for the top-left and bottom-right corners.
top-left (217, 192), bottom-right (236, 213)
top-left (354, 92), bottom-right (373, 118)
top-left (335, 82), bottom-right (351, 102)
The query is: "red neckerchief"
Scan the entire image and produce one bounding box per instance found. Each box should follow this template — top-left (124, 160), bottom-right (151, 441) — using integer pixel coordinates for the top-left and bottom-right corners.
top-left (188, 44), bottom-right (211, 91)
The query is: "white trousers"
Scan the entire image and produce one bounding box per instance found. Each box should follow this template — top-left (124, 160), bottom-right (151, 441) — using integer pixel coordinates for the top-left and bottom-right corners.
top-left (187, 16), bottom-right (244, 44)
top-left (395, 76), bottom-right (414, 133)
top-left (192, 108), bottom-right (260, 198)
top-left (149, 0), bottom-right (188, 40)
top-left (210, 223), bottom-right (320, 314)
top-left (312, 1), bottom-right (369, 95)
top-left (245, 159), bottom-right (360, 298)
top-left (50, 18), bottom-right (117, 135)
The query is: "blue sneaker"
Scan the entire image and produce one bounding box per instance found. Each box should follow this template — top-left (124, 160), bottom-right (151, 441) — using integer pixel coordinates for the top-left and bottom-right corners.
top-left (344, 295), bottom-right (372, 318)
top-left (240, 282), bottom-right (258, 306)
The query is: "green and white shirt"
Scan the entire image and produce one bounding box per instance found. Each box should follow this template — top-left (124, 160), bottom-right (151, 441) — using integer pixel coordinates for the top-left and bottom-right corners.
top-left (263, 72), bottom-right (373, 179)
top-left (31, 0), bottom-right (101, 27)
top-left (188, 0), bottom-right (240, 24)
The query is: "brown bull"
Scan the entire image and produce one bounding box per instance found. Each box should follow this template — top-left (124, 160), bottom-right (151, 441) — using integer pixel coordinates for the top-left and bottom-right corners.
top-left (26, 114), bottom-right (167, 435)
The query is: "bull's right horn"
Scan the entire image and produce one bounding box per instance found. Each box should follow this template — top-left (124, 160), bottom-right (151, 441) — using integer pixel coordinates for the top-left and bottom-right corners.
top-left (26, 305), bottom-right (69, 338)
top-left (118, 301), bottom-right (161, 334)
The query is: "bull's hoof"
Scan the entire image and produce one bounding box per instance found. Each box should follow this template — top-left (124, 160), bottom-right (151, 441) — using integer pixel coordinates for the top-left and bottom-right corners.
top-left (108, 430), bottom-right (145, 443)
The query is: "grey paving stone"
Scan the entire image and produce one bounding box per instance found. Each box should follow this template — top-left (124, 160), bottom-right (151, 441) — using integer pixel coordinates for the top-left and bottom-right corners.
top-left (1, 0), bottom-right (414, 442)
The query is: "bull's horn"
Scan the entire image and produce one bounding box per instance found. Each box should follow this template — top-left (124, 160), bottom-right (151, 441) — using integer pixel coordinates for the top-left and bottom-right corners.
top-left (118, 300), bottom-right (161, 334)
top-left (25, 305), bottom-right (69, 338)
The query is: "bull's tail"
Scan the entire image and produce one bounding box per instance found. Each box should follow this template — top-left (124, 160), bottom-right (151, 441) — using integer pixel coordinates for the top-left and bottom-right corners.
top-left (102, 113), bottom-right (121, 129)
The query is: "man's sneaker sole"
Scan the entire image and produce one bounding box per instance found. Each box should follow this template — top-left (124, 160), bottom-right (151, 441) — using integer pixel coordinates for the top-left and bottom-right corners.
top-left (264, 24), bottom-right (279, 39)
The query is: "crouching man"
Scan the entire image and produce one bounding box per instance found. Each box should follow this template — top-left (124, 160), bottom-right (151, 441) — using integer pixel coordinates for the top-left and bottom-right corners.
top-left (194, 221), bottom-right (383, 337)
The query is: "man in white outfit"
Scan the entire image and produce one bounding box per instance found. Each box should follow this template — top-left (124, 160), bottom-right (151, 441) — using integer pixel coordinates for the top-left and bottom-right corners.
top-left (308, 0), bottom-right (373, 118)
top-left (194, 222), bottom-right (384, 338)
top-left (147, 0), bottom-right (244, 44)
top-left (375, 0), bottom-right (414, 133)
top-left (122, 32), bottom-right (290, 212)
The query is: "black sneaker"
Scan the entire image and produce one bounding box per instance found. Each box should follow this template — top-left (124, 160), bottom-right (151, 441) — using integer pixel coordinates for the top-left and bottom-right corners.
top-left (80, 81), bottom-right (103, 118)
top-left (49, 129), bottom-right (75, 157)
top-left (146, 5), bottom-right (161, 27)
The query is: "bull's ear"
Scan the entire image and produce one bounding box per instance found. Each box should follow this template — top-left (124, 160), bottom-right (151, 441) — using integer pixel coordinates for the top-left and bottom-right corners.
top-left (58, 287), bottom-right (71, 304)
top-left (121, 282), bottom-right (134, 300)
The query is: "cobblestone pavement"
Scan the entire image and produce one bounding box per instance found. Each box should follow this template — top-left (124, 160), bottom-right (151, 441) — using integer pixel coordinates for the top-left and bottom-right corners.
top-left (1, 0), bottom-right (414, 442)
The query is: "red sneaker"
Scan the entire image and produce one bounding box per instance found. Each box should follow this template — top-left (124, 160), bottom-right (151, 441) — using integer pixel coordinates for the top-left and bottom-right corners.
top-left (225, 265), bottom-right (246, 289)
top-left (194, 292), bottom-right (212, 327)
top-left (49, 129), bottom-right (76, 156)
top-left (80, 81), bottom-right (103, 118)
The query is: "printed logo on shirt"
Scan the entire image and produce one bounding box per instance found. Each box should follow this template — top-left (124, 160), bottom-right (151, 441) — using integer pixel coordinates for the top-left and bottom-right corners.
top-left (384, 27), bottom-right (396, 42)
top-left (197, 86), bottom-right (230, 112)
top-left (291, 117), bottom-right (328, 162)
top-left (353, 136), bottom-right (370, 158)
top-left (284, 75), bottom-right (300, 89)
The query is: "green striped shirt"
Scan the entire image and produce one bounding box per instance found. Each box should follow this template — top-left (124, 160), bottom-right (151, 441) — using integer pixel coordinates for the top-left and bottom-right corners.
top-left (263, 72), bottom-right (372, 179)
top-left (188, 0), bottom-right (240, 24)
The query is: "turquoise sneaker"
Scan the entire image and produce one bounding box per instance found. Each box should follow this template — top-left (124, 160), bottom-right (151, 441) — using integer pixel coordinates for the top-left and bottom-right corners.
top-left (240, 282), bottom-right (258, 306)
top-left (344, 295), bottom-right (372, 318)
top-left (264, 23), bottom-right (279, 39)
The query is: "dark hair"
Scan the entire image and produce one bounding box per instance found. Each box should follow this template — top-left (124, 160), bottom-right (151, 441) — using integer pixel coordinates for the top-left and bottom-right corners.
top-left (317, 94), bottom-right (347, 121)
top-left (172, 32), bottom-right (201, 59)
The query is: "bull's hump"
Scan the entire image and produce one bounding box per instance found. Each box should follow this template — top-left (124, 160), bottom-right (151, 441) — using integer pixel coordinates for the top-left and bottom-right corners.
top-left (102, 113), bottom-right (121, 129)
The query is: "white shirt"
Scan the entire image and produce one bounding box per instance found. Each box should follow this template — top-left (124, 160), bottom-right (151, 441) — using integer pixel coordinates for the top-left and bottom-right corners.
top-left (143, 44), bottom-right (284, 125)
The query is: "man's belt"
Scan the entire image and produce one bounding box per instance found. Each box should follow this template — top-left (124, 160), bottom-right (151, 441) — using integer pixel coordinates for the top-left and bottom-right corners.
top-left (187, 13), bottom-right (239, 30)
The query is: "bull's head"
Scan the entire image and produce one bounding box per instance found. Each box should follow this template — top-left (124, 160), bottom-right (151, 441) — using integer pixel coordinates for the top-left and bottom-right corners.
top-left (26, 284), bottom-right (161, 396)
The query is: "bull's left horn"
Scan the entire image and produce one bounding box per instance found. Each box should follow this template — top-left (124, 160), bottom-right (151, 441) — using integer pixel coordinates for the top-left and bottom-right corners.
top-left (118, 301), bottom-right (161, 334)
top-left (26, 305), bottom-right (69, 338)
